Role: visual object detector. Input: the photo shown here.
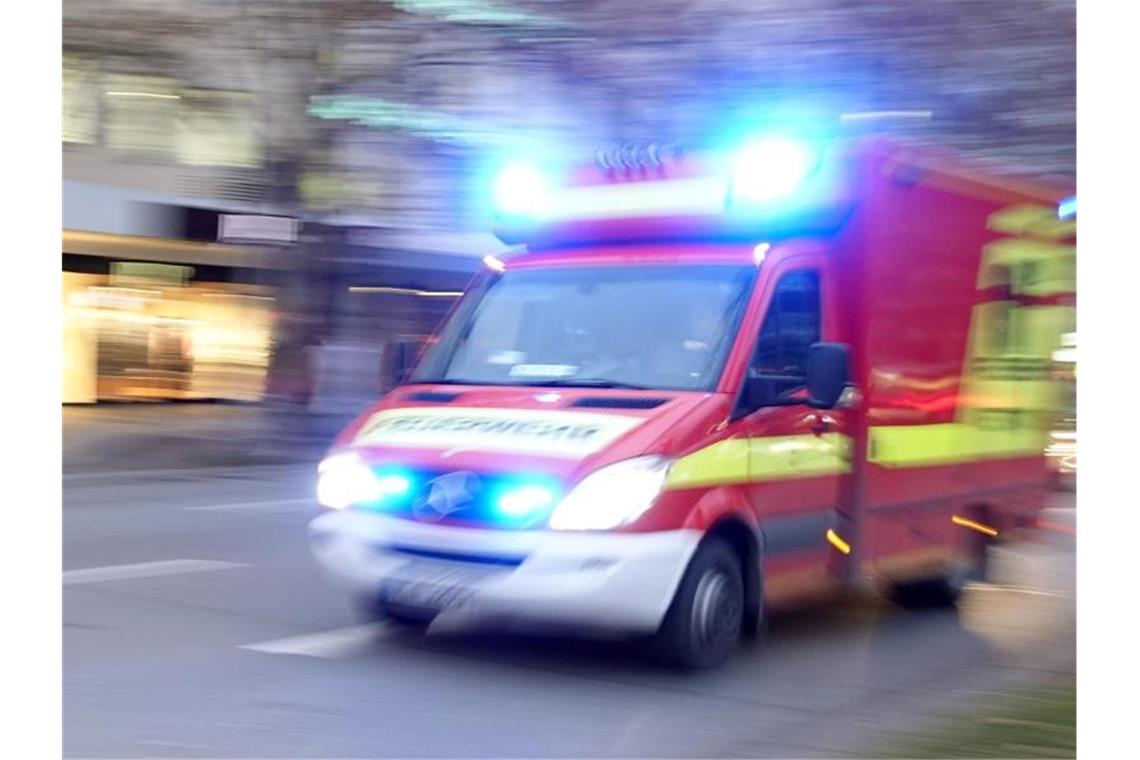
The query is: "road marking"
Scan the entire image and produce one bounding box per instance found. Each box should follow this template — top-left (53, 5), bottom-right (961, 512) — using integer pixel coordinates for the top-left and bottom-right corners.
top-left (64, 559), bottom-right (248, 586)
top-left (966, 583), bottom-right (1070, 599)
top-left (64, 462), bottom-right (312, 479)
top-left (240, 624), bottom-right (387, 658)
top-left (185, 497), bottom-right (314, 512)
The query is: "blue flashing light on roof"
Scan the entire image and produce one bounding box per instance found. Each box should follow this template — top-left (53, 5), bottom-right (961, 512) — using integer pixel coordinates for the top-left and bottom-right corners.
top-left (1058, 196), bottom-right (1076, 220)
top-left (493, 161), bottom-right (550, 218)
top-left (728, 136), bottom-right (820, 205)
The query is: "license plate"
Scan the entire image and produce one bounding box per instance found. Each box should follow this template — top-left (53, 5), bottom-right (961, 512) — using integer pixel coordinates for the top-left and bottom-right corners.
top-left (378, 562), bottom-right (497, 612)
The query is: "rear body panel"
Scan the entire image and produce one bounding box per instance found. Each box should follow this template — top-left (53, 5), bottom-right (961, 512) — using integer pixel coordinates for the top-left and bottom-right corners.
top-left (837, 141), bottom-right (1075, 583)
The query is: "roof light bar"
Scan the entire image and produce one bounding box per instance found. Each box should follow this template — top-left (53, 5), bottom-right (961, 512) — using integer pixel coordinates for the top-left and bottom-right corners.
top-left (492, 161), bottom-right (550, 218)
top-left (729, 137), bottom-right (819, 205)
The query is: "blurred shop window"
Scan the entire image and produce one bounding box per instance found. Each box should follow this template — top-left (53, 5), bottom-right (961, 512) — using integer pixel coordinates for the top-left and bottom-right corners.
top-left (63, 59), bottom-right (98, 145)
top-left (177, 89), bottom-right (262, 168)
top-left (96, 312), bottom-right (150, 378)
top-left (104, 74), bottom-right (180, 156)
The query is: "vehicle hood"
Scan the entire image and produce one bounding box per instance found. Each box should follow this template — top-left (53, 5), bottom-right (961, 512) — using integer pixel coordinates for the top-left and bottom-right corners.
top-left (334, 384), bottom-right (731, 482)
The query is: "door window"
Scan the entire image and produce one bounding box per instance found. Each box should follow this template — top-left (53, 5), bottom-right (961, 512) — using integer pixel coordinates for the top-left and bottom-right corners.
top-left (749, 269), bottom-right (821, 400)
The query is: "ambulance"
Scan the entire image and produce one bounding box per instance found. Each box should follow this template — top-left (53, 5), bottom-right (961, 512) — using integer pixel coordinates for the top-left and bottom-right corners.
top-left (308, 133), bottom-right (1076, 668)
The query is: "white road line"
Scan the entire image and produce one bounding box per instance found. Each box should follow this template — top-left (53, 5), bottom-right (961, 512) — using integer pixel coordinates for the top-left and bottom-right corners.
top-left (64, 559), bottom-right (249, 586)
top-left (184, 497), bottom-right (314, 512)
top-left (63, 463), bottom-right (312, 483)
top-left (239, 624), bottom-right (388, 659)
top-left (969, 584), bottom-right (1070, 599)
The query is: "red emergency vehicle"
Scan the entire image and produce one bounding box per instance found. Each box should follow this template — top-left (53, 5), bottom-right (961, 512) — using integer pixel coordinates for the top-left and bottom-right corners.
top-left (309, 134), bottom-right (1076, 668)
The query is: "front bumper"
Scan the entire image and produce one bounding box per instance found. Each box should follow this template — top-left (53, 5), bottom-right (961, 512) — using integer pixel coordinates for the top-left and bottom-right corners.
top-left (309, 509), bottom-right (701, 633)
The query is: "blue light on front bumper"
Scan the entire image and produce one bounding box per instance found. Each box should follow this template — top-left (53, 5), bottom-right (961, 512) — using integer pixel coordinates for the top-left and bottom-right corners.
top-left (496, 483), bottom-right (558, 519)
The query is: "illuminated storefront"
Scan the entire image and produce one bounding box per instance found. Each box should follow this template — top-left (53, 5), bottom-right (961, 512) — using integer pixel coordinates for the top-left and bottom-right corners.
top-left (63, 200), bottom-right (488, 406)
top-left (62, 231), bottom-right (283, 404)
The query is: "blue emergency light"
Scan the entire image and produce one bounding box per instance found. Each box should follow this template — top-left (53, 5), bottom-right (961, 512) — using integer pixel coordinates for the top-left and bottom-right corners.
top-left (490, 132), bottom-right (843, 247)
top-left (1058, 196), bottom-right (1076, 220)
top-left (495, 483), bottom-right (558, 519)
top-left (729, 137), bottom-right (820, 204)
top-left (493, 161), bottom-right (550, 218)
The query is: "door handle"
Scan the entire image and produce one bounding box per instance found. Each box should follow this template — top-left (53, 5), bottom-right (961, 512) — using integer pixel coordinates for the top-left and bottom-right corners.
top-left (807, 414), bottom-right (833, 436)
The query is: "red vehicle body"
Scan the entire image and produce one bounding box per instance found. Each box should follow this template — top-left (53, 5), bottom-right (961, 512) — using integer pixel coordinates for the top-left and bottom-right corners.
top-left (309, 136), bottom-right (1076, 668)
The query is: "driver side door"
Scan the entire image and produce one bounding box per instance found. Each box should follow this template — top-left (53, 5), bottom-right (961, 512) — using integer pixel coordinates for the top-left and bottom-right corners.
top-left (739, 255), bottom-right (853, 609)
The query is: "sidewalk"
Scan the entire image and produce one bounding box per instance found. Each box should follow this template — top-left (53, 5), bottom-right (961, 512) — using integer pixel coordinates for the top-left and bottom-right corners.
top-left (62, 403), bottom-right (350, 474)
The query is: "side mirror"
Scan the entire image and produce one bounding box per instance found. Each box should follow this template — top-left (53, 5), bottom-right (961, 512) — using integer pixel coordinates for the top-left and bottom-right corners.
top-left (806, 343), bottom-right (850, 409)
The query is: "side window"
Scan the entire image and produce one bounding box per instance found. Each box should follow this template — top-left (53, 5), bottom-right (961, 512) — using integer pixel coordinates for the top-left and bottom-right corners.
top-left (750, 270), bottom-right (821, 398)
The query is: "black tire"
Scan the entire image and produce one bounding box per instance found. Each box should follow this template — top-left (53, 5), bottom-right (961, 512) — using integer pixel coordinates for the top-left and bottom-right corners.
top-left (889, 576), bottom-right (965, 609)
top-left (352, 595), bottom-right (436, 631)
top-left (889, 534), bottom-right (989, 609)
top-left (654, 537), bottom-right (746, 670)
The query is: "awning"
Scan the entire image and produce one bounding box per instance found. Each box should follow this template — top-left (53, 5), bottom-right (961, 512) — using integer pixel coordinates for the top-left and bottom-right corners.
top-left (63, 229), bottom-right (293, 270)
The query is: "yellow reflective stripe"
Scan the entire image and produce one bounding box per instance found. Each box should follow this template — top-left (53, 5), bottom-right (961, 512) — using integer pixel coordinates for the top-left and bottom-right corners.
top-left (665, 439), bottom-right (748, 489)
top-left (1016, 306), bottom-right (1076, 355)
top-left (986, 204), bottom-right (1075, 241)
top-left (979, 239), bottom-right (1075, 297)
top-left (668, 424), bottom-right (1047, 481)
top-left (665, 434), bottom-right (852, 490)
top-left (868, 423), bottom-right (1047, 468)
top-left (927, 206), bottom-right (1077, 473)
top-left (749, 433), bottom-right (853, 480)
top-left (826, 529), bottom-right (852, 554)
top-left (951, 515), bottom-right (999, 537)
top-left (966, 378), bottom-right (1059, 411)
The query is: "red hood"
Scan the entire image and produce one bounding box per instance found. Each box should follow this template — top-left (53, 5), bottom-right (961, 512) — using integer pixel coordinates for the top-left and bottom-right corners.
top-left (333, 384), bottom-right (732, 484)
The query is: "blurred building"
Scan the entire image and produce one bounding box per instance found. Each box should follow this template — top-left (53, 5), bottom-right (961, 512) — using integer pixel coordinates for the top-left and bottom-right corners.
top-left (64, 0), bottom-right (291, 403)
top-left (61, 1), bottom-right (499, 404)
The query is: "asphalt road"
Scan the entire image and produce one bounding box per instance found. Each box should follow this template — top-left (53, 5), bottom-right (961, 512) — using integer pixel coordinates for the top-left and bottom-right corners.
top-left (64, 463), bottom-right (1076, 759)
top-left (62, 404), bottom-right (344, 474)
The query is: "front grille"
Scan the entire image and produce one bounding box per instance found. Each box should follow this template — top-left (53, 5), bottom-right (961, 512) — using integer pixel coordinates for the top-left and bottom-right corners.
top-left (387, 544), bottom-right (526, 566)
top-left (405, 390), bottom-right (462, 403)
top-left (356, 468), bottom-right (559, 531)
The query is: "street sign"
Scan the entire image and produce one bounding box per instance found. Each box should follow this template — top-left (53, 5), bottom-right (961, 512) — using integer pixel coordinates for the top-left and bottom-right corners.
top-left (218, 214), bottom-right (298, 244)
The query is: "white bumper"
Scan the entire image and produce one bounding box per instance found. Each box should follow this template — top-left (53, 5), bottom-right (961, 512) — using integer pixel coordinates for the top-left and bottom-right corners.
top-left (309, 509), bottom-right (701, 633)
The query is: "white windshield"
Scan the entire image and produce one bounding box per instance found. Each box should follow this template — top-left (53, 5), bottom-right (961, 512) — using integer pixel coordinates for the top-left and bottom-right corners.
top-left (413, 264), bottom-right (756, 391)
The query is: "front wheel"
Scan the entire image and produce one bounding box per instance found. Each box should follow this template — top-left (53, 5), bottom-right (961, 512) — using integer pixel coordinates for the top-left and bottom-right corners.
top-left (654, 537), bottom-right (745, 670)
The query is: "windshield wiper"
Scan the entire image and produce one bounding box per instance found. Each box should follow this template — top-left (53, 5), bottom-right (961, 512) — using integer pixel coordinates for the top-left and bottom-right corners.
top-left (416, 377), bottom-right (653, 390)
top-left (414, 378), bottom-right (513, 386)
top-left (521, 378), bottom-right (654, 390)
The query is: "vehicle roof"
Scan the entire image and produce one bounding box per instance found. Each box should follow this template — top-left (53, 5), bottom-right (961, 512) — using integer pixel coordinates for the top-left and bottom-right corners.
top-left (504, 242), bottom-right (763, 269)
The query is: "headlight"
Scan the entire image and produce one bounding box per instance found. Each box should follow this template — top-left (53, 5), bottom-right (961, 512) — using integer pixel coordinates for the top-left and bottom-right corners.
top-left (316, 452), bottom-right (409, 510)
top-left (547, 456), bottom-right (672, 531)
